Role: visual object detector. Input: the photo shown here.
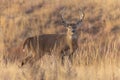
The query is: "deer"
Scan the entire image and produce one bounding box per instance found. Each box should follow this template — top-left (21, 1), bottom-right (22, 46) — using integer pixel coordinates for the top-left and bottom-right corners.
top-left (21, 8), bottom-right (84, 66)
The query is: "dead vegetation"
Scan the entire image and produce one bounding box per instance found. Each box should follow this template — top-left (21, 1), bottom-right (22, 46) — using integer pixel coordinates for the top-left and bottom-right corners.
top-left (0, 0), bottom-right (120, 80)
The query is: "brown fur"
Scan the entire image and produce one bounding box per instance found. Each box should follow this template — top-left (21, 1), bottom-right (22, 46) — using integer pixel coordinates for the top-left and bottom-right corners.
top-left (21, 9), bottom-right (84, 66)
top-left (21, 27), bottom-right (79, 66)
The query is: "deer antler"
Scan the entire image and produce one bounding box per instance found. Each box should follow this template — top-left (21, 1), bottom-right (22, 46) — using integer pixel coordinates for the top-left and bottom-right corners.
top-left (76, 9), bottom-right (85, 25)
top-left (60, 8), bottom-right (85, 26)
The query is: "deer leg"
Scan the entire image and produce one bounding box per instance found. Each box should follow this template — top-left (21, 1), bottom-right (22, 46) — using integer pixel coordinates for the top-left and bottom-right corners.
top-left (3, 54), bottom-right (8, 66)
top-left (68, 53), bottom-right (73, 64)
top-left (61, 56), bottom-right (64, 65)
top-left (60, 51), bottom-right (66, 65)
top-left (21, 56), bottom-right (33, 66)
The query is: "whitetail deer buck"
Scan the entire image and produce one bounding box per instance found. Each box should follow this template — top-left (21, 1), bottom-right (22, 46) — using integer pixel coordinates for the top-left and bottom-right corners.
top-left (21, 9), bottom-right (84, 66)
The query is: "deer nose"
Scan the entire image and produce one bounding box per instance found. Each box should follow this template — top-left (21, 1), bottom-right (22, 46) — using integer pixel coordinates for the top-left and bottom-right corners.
top-left (72, 30), bottom-right (75, 33)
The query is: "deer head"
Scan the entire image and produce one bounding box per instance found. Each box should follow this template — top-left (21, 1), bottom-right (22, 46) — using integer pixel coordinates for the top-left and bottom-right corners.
top-left (60, 8), bottom-right (85, 38)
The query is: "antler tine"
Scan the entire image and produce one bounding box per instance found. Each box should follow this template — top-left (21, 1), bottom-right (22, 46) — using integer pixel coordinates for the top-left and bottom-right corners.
top-left (61, 7), bottom-right (70, 27)
top-left (76, 9), bottom-right (85, 25)
top-left (60, 7), bottom-right (69, 27)
top-left (79, 9), bottom-right (85, 21)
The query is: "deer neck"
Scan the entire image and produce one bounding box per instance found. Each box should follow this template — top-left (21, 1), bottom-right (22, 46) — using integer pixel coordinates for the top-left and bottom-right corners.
top-left (66, 31), bottom-right (73, 53)
top-left (67, 30), bottom-right (79, 39)
top-left (66, 30), bottom-right (73, 40)
top-left (72, 31), bottom-right (79, 40)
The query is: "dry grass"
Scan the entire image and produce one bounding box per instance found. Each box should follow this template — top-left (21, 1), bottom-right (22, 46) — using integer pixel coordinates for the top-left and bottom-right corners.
top-left (0, 0), bottom-right (120, 80)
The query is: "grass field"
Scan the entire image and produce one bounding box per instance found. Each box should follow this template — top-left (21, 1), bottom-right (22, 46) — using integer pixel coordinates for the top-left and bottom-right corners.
top-left (0, 0), bottom-right (120, 80)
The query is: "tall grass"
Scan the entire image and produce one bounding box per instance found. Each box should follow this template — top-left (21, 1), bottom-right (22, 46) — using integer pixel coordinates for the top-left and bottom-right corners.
top-left (0, 0), bottom-right (120, 80)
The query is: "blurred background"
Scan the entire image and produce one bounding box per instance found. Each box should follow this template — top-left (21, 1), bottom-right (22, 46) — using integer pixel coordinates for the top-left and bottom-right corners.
top-left (0, 0), bottom-right (120, 80)
top-left (0, 0), bottom-right (120, 54)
